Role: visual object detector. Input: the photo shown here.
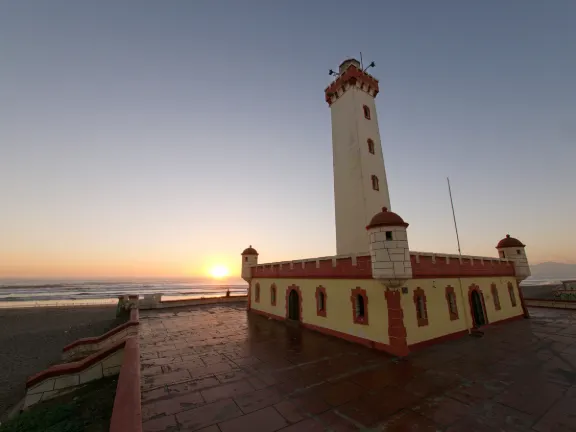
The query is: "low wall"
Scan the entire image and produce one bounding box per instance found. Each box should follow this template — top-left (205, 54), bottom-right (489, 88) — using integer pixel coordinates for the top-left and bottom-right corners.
top-left (24, 339), bottom-right (127, 409)
top-left (410, 252), bottom-right (515, 278)
top-left (524, 298), bottom-right (576, 310)
top-left (250, 251), bottom-right (515, 280)
top-left (62, 309), bottom-right (139, 361)
top-left (251, 255), bottom-right (373, 279)
top-left (139, 295), bottom-right (247, 310)
top-left (109, 337), bottom-right (141, 432)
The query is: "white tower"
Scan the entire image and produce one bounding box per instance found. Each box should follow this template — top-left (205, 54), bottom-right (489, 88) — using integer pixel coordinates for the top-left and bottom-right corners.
top-left (241, 246), bottom-right (258, 283)
top-left (496, 235), bottom-right (531, 282)
top-left (325, 58), bottom-right (392, 255)
top-left (366, 207), bottom-right (412, 287)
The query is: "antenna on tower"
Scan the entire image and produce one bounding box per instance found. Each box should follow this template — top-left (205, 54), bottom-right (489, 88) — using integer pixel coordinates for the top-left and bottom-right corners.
top-left (360, 52), bottom-right (363, 69)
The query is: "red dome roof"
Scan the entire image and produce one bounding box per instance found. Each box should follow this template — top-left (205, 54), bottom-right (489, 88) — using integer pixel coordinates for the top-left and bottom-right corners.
top-left (496, 235), bottom-right (525, 249)
top-left (241, 245), bottom-right (258, 255)
top-left (366, 207), bottom-right (409, 230)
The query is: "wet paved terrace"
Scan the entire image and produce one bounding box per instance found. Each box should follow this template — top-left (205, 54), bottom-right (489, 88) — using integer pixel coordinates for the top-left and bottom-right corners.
top-left (139, 304), bottom-right (576, 431)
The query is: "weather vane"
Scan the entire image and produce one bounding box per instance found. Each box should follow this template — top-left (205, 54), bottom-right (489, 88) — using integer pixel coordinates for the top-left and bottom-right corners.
top-left (329, 52), bottom-right (375, 77)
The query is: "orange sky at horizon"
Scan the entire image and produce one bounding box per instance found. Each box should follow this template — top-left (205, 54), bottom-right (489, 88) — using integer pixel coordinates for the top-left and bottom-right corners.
top-left (1, 244), bottom-right (574, 280)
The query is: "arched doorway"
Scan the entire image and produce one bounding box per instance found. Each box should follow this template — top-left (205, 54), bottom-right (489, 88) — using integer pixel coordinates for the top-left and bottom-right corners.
top-left (470, 290), bottom-right (486, 327)
top-left (288, 289), bottom-right (300, 321)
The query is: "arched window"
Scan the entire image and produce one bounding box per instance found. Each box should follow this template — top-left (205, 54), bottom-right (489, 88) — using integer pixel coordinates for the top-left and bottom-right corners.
top-left (255, 283), bottom-right (260, 303)
top-left (350, 287), bottom-right (368, 325)
top-left (244, 256), bottom-right (248, 262)
top-left (491, 283), bottom-right (501, 311)
top-left (445, 286), bottom-right (458, 320)
top-left (371, 175), bottom-right (379, 191)
top-left (270, 284), bottom-right (277, 306)
top-left (315, 286), bottom-right (327, 317)
top-left (500, 251), bottom-right (505, 258)
top-left (367, 139), bottom-right (375, 154)
top-left (363, 105), bottom-right (371, 120)
top-left (508, 282), bottom-right (517, 307)
top-left (414, 288), bottom-right (428, 327)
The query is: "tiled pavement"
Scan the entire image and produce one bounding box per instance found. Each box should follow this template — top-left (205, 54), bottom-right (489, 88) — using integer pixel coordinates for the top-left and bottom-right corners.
top-left (139, 305), bottom-right (576, 431)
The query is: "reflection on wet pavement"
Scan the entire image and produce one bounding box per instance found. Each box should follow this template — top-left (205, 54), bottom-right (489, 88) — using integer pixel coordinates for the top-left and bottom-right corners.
top-left (139, 304), bottom-right (576, 431)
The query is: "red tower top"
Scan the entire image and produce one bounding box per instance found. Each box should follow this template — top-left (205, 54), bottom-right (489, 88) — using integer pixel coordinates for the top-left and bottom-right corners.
top-left (324, 58), bottom-right (380, 106)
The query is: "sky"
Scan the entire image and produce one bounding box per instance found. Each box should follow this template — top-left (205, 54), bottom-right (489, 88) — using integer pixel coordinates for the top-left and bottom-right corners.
top-left (1, 1), bottom-right (575, 279)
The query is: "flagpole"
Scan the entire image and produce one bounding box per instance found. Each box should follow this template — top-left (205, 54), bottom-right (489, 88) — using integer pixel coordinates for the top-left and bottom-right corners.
top-left (447, 177), bottom-right (462, 255)
top-left (447, 177), bottom-right (471, 334)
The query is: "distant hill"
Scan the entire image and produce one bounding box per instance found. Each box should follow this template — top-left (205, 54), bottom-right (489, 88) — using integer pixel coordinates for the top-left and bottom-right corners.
top-left (530, 262), bottom-right (576, 279)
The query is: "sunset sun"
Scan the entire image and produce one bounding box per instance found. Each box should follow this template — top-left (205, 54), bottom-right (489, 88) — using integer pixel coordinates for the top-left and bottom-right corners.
top-left (209, 264), bottom-right (229, 279)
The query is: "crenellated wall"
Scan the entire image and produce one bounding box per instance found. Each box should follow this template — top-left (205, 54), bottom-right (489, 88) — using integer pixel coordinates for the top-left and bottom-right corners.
top-left (251, 255), bottom-right (373, 279)
top-left (410, 252), bottom-right (515, 278)
top-left (250, 252), bottom-right (516, 280)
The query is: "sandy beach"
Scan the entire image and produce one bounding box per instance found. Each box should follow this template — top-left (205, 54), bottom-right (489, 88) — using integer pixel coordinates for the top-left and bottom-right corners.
top-left (0, 305), bottom-right (122, 419)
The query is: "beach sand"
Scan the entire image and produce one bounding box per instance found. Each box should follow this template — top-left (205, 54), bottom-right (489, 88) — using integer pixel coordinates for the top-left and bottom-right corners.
top-left (0, 305), bottom-right (122, 419)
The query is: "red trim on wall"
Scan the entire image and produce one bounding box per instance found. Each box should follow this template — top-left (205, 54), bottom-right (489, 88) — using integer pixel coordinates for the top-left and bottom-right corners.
top-left (468, 284), bottom-right (489, 327)
top-left (367, 139), bottom-right (375, 154)
top-left (410, 330), bottom-right (469, 351)
top-left (270, 283), bottom-right (277, 306)
top-left (363, 105), bottom-right (371, 119)
top-left (315, 286), bottom-right (327, 317)
top-left (324, 64), bottom-right (380, 105)
top-left (350, 287), bottom-right (369, 325)
top-left (384, 289), bottom-right (409, 356)
top-left (247, 281), bottom-right (252, 311)
top-left (411, 255), bottom-right (515, 279)
top-left (109, 337), bottom-right (142, 432)
top-left (63, 309), bottom-right (139, 352)
top-left (445, 285), bottom-right (459, 321)
top-left (285, 284), bottom-right (303, 321)
top-left (485, 314), bottom-right (524, 327)
top-left (251, 308), bottom-right (285, 321)
top-left (507, 282), bottom-right (517, 307)
top-left (251, 256), bottom-right (373, 279)
top-left (255, 282), bottom-right (260, 303)
top-left (491, 283), bottom-right (501, 311)
top-left (27, 339), bottom-right (127, 388)
top-left (413, 287), bottom-right (429, 327)
top-left (250, 308), bottom-right (406, 357)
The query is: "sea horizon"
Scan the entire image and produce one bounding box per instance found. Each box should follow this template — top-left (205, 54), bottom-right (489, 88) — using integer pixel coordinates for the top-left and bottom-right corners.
top-left (0, 277), bottom-right (248, 305)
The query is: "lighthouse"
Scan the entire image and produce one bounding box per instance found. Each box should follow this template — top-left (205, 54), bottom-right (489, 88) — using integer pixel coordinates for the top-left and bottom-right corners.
top-left (325, 58), bottom-right (392, 256)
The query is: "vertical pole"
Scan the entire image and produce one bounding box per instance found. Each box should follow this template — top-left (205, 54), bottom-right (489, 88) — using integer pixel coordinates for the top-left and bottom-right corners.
top-left (447, 177), bottom-right (471, 334)
top-left (360, 52), bottom-right (364, 69)
top-left (447, 177), bottom-right (462, 256)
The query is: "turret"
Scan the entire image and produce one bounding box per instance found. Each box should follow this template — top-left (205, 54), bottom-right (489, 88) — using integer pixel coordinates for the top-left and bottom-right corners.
top-left (366, 207), bottom-right (412, 287)
top-left (241, 245), bottom-right (258, 283)
top-left (496, 234), bottom-right (531, 282)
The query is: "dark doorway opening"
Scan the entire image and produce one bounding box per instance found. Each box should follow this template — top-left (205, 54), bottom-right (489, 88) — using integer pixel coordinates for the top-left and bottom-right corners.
top-left (471, 290), bottom-right (486, 327)
top-left (288, 289), bottom-right (300, 321)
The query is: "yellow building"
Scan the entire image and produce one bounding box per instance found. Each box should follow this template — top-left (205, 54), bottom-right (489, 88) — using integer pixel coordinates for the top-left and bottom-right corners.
top-left (240, 58), bottom-right (530, 356)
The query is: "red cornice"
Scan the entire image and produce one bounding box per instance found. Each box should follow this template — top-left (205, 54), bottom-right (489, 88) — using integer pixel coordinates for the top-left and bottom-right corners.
top-left (324, 65), bottom-right (379, 106)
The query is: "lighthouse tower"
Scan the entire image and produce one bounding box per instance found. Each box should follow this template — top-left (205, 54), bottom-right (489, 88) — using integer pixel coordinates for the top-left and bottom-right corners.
top-left (325, 59), bottom-right (392, 255)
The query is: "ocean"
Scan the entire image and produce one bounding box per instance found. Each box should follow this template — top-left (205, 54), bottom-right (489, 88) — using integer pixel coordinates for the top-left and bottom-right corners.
top-left (0, 276), bottom-right (566, 308)
top-left (0, 278), bottom-right (248, 307)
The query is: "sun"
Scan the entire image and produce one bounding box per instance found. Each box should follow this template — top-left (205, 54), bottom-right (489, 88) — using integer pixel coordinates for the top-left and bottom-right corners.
top-left (209, 264), bottom-right (230, 279)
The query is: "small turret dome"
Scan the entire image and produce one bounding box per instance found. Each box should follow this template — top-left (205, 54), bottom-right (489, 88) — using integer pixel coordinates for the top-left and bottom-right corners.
top-left (366, 207), bottom-right (409, 230)
top-left (241, 245), bottom-right (258, 255)
top-left (496, 235), bottom-right (525, 249)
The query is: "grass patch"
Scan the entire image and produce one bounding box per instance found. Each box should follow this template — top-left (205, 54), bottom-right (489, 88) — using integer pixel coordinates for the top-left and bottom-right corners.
top-left (0, 376), bottom-right (117, 432)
